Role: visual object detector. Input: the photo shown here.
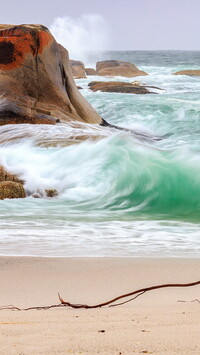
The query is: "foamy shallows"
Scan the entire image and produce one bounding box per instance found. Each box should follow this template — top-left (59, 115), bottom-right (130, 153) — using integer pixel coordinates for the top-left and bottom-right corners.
top-left (0, 50), bottom-right (200, 257)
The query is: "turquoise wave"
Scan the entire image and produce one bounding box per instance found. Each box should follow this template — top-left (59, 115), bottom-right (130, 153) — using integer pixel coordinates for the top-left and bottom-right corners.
top-left (1, 134), bottom-right (200, 222)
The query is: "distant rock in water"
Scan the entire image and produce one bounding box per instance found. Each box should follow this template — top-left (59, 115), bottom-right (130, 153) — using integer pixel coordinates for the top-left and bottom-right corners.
top-left (88, 81), bottom-right (159, 94)
top-left (96, 60), bottom-right (148, 77)
top-left (0, 166), bottom-right (25, 199)
top-left (70, 60), bottom-right (86, 79)
top-left (85, 68), bottom-right (97, 75)
top-left (173, 70), bottom-right (200, 76)
top-left (0, 24), bottom-right (102, 125)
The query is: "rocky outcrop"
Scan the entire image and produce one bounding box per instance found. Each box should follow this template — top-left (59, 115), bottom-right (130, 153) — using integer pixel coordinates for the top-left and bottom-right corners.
top-left (70, 60), bottom-right (86, 79)
top-left (173, 70), bottom-right (200, 76)
top-left (85, 68), bottom-right (97, 75)
top-left (96, 60), bottom-right (148, 77)
top-left (0, 166), bottom-right (25, 199)
top-left (0, 24), bottom-right (102, 125)
top-left (88, 81), bottom-right (157, 94)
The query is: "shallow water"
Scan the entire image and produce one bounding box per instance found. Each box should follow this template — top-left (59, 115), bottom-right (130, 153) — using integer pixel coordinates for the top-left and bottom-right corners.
top-left (0, 50), bottom-right (200, 257)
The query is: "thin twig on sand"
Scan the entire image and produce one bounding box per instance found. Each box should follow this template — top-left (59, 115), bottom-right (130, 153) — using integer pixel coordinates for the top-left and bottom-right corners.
top-left (0, 280), bottom-right (199, 311)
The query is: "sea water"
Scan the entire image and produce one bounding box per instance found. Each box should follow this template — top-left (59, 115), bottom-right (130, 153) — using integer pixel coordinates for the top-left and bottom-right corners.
top-left (0, 50), bottom-right (200, 257)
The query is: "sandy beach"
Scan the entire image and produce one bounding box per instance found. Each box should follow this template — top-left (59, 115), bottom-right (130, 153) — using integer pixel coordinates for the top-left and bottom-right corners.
top-left (0, 257), bottom-right (199, 354)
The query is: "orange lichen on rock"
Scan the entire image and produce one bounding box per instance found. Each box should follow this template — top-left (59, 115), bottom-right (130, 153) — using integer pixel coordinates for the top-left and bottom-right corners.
top-left (37, 30), bottom-right (53, 54)
top-left (0, 29), bottom-right (35, 70)
top-left (0, 26), bottom-right (52, 70)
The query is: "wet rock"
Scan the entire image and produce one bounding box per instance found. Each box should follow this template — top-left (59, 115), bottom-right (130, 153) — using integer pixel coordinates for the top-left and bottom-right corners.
top-left (85, 67), bottom-right (97, 75)
top-left (0, 166), bottom-right (9, 181)
top-left (0, 166), bottom-right (25, 199)
top-left (96, 60), bottom-right (148, 77)
top-left (45, 189), bottom-right (58, 197)
top-left (31, 188), bottom-right (58, 198)
top-left (0, 24), bottom-right (102, 125)
top-left (88, 81), bottom-right (154, 94)
top-left (173, 70), bottom-right (200, 76)
top-left (70, 59), bottom-right (86, 79)
top-left (0, 181), bottom-right (26, 200)
top-left (32, 191), bottom-right (43, 198)
top-left (0, 166), bottom-right (24, 184)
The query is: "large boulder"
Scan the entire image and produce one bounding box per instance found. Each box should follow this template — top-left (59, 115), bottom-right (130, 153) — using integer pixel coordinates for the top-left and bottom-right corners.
top-left (0, 24), bottom-right (102, 125)
top-left (173, 70), bottom-right (200, 76)
top-left (70, 60), bottom-right (86, 79)
top-left (96, 60), bottom-right (148, 77)
top-left (88, 81), bottom-right (157, 94)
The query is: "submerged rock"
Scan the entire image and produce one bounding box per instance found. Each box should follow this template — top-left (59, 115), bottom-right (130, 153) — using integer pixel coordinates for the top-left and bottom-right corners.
top-left (173, 70), bottom-right (200, 76)
top-left (70, 60), bottom-right (86, 79)
top-left (31, 188), bottom-right (58, 198)
top-left (96, 60), bottom-right (148, 77)
top-left (88, 81), bottom-right (155, 94)
top-left (45, 189), bottom-right (58, 197)
top-left (0, 24), bottom-right (102, 125)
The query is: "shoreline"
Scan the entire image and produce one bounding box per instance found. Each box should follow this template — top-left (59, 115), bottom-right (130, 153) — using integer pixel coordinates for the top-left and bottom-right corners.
top-left (0, 256), bottom-right (200, 354)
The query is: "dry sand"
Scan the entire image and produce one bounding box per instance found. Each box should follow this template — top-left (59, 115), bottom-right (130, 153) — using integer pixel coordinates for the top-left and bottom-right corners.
top-left (0, 257), bottom-right (199, 354)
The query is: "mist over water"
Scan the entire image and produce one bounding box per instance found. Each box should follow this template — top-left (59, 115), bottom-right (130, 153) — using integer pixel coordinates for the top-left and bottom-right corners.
top-left (1, 50), bottom-right (200, 257)
top-left (50, 14), bottom-right (110, 66)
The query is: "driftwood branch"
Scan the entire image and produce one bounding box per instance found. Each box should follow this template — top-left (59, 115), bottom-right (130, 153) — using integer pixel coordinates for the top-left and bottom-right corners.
top-left (0, 280), bottom-right (199, 311)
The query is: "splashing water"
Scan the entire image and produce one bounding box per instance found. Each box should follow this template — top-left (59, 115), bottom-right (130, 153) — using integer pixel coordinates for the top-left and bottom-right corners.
top-left (1, 50), bottom-right (200, 257)
top-left (50, 14), bottom-right (110, 66)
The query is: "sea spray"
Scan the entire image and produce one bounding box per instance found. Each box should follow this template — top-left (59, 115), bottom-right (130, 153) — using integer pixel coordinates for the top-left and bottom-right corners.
top-left (50, 14), bottom-right (110, 66)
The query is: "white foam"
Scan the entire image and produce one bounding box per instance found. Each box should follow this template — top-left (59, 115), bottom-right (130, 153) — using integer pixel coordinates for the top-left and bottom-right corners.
top-left (50, 14), bottom-right (110, 66)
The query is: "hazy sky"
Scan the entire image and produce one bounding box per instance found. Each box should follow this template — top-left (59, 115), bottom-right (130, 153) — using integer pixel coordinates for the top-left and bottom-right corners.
top-left (1, 0), bottom-right (200, 50)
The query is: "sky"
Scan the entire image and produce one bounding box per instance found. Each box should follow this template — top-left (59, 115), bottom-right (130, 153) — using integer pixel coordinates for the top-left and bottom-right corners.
top-left (1, 0), bottom-right (200, 50)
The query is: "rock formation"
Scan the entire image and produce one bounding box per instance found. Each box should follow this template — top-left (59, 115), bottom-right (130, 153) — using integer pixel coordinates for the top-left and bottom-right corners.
top-left (70, 60), bottom-right (86, 78)
top-left (0, 24), bottom-right (162, 201)
top-left (0, 166), bottom-right (25, 199)
top-left (88, 81), bottom-right (161, 94)
top-left (173, 70), bottom-right (200, 76)
top-left (85, 68), bottom-right (97, 75)
top-left (0, 24), bottom-right (102, 125)
top-left (96, 60), bottom-right (148, 77)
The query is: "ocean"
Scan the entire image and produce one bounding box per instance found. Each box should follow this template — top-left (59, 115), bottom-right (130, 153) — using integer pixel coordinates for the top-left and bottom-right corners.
top-left (0, 50), bottom-right (200, 257)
